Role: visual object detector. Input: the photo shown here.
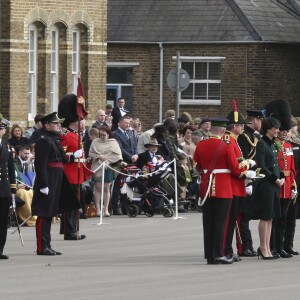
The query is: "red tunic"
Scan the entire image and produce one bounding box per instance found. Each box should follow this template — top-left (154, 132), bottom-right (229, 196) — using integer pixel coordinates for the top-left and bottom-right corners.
top-left (277, 141), bottom-right (296, 199)
top-left (60, 130), bottom-right (85, 184)
top-left (194, 136), bottom-right (246, 199)
top-left (223, 132), bottom-right (247, 197)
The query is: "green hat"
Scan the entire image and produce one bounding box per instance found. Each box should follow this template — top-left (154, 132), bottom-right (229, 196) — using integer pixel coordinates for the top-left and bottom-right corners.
top-left (209, 118), bottom-right (229, 127)
top-left (40, 112), bottom-right (63, 125)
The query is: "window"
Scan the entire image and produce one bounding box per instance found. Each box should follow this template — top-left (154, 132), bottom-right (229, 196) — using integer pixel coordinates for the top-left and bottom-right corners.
top-left (107, 66), bottom-right (134, 112)
top-left (28, 25), bottom-right (37, 119)
top-left (72, 28), bottom-right (80, 93)
top-left (175, 56), bottom-right (225, 105)
top-left (50, 26), bottom-right (59, 111)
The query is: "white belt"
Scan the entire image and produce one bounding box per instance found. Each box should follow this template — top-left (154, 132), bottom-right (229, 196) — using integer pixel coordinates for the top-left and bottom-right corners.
top-left (203, 168), bottom-right (231, 174)
top-left (198, 169), bottom-right (231, 207)
top-left (74, 158), bottom-right (85, 163)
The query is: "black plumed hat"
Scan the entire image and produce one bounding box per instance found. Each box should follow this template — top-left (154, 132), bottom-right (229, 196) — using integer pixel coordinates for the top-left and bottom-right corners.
top-left (264, 99), bottom-right (291, 131)
top-left (58, 94), bottom-right (78, 128)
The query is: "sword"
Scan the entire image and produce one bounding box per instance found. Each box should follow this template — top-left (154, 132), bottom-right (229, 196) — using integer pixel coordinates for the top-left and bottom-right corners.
top-left (11, 194), bottom-right (24, 246)
top-left (11, 215), bottom-right (32, 234)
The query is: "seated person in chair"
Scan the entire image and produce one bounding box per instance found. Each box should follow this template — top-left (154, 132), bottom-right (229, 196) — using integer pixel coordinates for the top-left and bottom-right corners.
top-left (14, 145), bottom-right (36, 226)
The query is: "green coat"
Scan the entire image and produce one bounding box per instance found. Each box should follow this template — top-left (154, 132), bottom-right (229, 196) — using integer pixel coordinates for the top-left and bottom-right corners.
top-left (246, 135), bottom-right (281, 220)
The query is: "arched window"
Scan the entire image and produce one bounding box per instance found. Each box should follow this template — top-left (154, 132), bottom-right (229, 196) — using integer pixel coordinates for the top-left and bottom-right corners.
top-left (28, 24), bottom-right (37, 119)
top-left (51, 25), bottom-right (59, 111)
top-left (72, 27), bottom-right (80, 93)
top-left (72, 24), bottom-right (88, 93)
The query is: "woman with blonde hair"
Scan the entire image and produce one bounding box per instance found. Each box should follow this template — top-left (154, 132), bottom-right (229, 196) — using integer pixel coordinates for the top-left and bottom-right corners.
top-left (8, 124), bottom-right (29, 151)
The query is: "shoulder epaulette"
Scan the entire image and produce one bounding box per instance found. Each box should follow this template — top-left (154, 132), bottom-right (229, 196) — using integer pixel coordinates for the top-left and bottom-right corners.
top-left (223, 134), bottom-right (230, 144)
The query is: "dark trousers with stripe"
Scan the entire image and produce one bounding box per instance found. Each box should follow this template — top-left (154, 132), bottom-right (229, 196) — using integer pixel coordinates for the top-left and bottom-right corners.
top-left (202, 198), bottom-right (231, 259)
top-left (224, 196), bottom-right (240, 256)
top-left (60, 210), bottom-right (78, 236)
top-left (36, 216), bottom-right (52, 253)
top-left (271, 199), bottom-right (291, 251)
top-left (0, 197), bottom-right (10, 254)
top-left (284, 199), bottom-right (298, 250)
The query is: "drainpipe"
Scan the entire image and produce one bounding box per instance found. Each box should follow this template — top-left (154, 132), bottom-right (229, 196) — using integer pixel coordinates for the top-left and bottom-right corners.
top-left (158, 42), bottom-right (163, 123)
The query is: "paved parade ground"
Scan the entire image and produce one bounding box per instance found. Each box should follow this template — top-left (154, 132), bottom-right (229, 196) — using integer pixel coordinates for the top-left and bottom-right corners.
top-left (2, 211), bottom-right (300, 300)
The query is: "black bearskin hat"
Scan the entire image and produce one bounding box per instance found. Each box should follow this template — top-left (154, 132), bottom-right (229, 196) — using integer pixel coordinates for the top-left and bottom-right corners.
top-left (264, 99), bottom-right (291, 131)
top-left (58, 94), bottom-right (78, 128)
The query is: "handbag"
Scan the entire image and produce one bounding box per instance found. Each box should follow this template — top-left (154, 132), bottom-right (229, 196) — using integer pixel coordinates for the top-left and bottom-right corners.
top-left (85, 203), bottom-right (97, 218)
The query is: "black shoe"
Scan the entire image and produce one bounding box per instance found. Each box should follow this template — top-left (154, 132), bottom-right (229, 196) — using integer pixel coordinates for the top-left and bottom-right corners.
top-left (285, 248), bottom-right (299, 255)
top-left (50, 249), bottom-right (62, 255)
top-left (80, 213), bottom-right (88, 219)
top-left (241, 249), bottom-right (257, 257)
top-left (271, 250), bottom-right (280, 259)
top-left (257, 248), bottom-right (274, 260)
top-left (229, 254), bottom-right (242, 262)
top-left (277, 249), bottom-right (293, 258)
top-left (206, 258), bottom-right (213, 265)
top-left (113, 209), bottom-right (123, 215)
top-left (0, 254), bottom-right (9, 259)
top-left (64, 234), bottom-right (86, 240)
top-left (37, 248), bottom-right (56, 256)
top-left (212, 256), bottom-right (234, 264)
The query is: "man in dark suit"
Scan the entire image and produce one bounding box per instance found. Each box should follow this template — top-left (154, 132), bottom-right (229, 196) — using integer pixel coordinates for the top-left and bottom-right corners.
top-left (0, 115), bottom-right (16, 259)
top-left (111, 97), bottom-right (129, 131)
top-left (111, 115), bottom-right (138, 214)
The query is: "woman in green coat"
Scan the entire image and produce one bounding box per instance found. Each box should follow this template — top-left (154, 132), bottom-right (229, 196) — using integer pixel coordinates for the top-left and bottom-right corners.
top-left (246, 116), bottom-right (285, 259)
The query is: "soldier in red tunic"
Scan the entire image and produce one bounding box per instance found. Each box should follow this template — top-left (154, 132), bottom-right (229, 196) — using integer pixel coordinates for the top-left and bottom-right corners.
top-left (271, 129), bottom-right (297, 258)
top-left (194, 118), bottom-right (255, 265)
top-left (222, 111), bottom-right (254, 262)
top-left (58, 94), bottom-right (86, 240)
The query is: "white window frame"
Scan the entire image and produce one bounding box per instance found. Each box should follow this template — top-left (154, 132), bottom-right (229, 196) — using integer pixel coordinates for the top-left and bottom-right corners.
top-left (72, 28), bottom-right (80, 93)
top-left (28, 24), bottom-right (37, 120)
top-left (172, 56), bottom-right (225, 106)
top-left (50, 26), bottom-right (59, 112)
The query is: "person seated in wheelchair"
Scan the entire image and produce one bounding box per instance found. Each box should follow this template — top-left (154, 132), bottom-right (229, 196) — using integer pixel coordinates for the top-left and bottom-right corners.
top-left (14, 145), bottom-right (36, 226)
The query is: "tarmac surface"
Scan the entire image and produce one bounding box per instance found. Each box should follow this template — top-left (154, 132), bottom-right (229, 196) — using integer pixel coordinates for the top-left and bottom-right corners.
top-left (1, 211), bottom-right (300, 300)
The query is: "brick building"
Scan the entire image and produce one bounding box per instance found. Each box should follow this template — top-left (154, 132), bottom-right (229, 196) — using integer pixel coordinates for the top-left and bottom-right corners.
top-left (0, 0), bottom-right (107, 127)
top-left (108, 0), bottom-right (300, 129)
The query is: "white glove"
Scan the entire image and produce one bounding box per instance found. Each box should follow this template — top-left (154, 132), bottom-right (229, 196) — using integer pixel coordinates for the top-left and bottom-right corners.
top-left (74, 149), bottom-right (83, 158)
top-left (246, 170), bottom-right (256, 179)
top-left (40, 187), bottom-right (49, 195)
top-left (291, 189), bottom-right (298, 199)
top-left (246, 185), bottom-right (253, 195)
top-left (248, 159), bottom-right (256, 168)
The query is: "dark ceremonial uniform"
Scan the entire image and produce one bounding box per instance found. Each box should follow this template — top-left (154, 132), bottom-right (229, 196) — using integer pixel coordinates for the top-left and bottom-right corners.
top-left (223, 131), bottom-right (248, 258)
top-left (237, 125), bottom-right (261, 255)
top-left (284, 142), bottom-right (300, 254)
top-left (0, 140), bottom-right (16, 257)
top-left (32, 126), bottom-right (65, 255)
top-left (194, 135), bottom-right (246, 263)
top-left (271, 141), bottom-right (296, 255)
top-left (59, 128), bottom-right (85, 240)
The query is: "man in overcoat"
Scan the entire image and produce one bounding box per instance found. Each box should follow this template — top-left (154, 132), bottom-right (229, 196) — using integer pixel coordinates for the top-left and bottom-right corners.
top-left (31, 112), bottom-right (64, 255)
top-left (0, 115), bottom-right (16, 259)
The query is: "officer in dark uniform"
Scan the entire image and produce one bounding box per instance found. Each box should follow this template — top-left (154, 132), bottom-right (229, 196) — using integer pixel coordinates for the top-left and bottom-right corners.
top-left (237, 109), bottom-right (264, 256)
top-left (0, 115), bottom-right (16, 259)
top-left (31, 112), bottom-right (65, 255)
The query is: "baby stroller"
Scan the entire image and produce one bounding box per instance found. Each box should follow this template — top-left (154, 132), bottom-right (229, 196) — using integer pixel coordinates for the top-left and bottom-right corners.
top-left (120, 163), bottom-right (174, 218)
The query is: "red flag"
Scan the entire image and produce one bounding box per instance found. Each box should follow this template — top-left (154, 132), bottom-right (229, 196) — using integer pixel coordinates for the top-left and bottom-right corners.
top-left (76, 76), bottom-right (88, 120)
